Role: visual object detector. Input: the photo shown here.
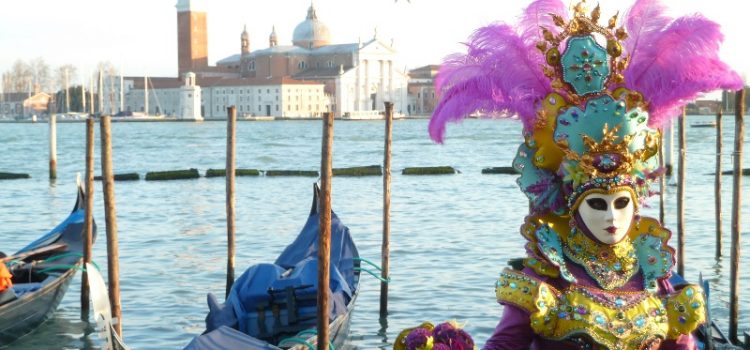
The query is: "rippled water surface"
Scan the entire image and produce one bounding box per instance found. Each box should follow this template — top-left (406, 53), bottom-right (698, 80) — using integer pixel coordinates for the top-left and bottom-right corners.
top-left (0, 117), bottom-right (748, 349)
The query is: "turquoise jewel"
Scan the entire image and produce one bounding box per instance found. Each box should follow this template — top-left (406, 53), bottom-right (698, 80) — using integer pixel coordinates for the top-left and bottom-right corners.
top-left (615, 298), bottom-right (625, 307)
top-left (560, 36), bottom-right (610, 95)
top-left (595, 315), bottom-right (606, 325)
top-left (685, 288), bottom-right (694, 297)
top-left (510, 282), bottom-right (517, 289)
top-left (634, 316), bottom-right (646, 328)
top-left (692, 301), bottom-right (701, 309)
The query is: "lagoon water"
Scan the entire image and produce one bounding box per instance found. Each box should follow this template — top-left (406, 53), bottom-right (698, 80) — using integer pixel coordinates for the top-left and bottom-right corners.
top-left (0, 117), bottom-right (748, 349)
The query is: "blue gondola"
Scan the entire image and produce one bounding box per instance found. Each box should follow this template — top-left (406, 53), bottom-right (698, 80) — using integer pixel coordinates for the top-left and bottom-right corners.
top-left (185, 184), bottom-right (361, 350)
top-left (0, 184), bottom-right (97, 346)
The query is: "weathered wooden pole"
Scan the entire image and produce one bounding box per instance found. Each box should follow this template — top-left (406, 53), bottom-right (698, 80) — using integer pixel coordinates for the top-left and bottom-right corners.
top-left (100, 115), bottom-right (122, 337)
top-left (380, 102), bottom-right (393, 318)
top-left (659, 129), bottom-right (665, 226)
top-left (225, 106), bottom-right (237, 298)
top-left (715, 107), bottom-right (723, 258)
top-left (317, 112), bottom-right (334, 350)
top-left (729, 88), bottom-right (745, 344)
top-left (80, 117), bottom-right (95, 320)
top-left (49, 105), bottom-right (57, 180)
top-left (676, 108), bottom-right (686, 276)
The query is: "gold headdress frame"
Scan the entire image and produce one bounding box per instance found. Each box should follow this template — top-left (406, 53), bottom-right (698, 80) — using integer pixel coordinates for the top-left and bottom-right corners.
top-left (558, 123), bottom-right (660, 180)
top-left (535, 0), bottom-right (647, 109)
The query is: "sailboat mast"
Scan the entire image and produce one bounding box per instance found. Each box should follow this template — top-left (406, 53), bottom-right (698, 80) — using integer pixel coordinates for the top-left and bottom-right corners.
top-left (120, 73), bottom-right (124, 114)
top-left (144, 76), bottom-right (149, 115)
top-left (81, 72), bottom-right (86, 113)
top-left (98, 69), bottom-right (103, 115)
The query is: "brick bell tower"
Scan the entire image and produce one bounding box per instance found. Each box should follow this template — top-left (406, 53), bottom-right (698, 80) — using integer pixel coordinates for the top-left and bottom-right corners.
top-left (176, 0), bottom-right (208, 77)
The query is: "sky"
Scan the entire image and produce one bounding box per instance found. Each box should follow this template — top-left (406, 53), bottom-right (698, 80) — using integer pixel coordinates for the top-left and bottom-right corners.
top-left (0, 0), bottom-right (747, 86)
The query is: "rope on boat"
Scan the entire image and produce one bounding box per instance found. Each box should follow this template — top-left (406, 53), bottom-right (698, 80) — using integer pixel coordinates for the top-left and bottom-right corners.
top-left (278, 329), bottom-right (336, 350)
top-left (276, 337), bottom-right (318, 350)
top-left (11, 251), bottom-right (102, 275)
top-left (354, 267), bottom-right (390, 283)
top-left (353, 257), bottom-right (383, 271)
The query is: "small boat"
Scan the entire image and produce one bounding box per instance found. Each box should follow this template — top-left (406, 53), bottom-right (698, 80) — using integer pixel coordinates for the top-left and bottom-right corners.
top-left (691, 121), bottom-right (717, 128)
top-left (0, 184), bottom-right (97, 345)
top-left (185, 184), bottom-right (361, 350)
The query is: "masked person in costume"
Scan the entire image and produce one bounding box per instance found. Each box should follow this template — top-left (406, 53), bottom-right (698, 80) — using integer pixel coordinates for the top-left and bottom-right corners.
top-left (427, 0), bottom-right (743, 349)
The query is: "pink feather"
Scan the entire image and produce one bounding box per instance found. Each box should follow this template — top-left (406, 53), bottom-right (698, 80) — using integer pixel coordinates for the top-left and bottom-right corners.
top-left (624, 0), bottom-right (671, 60)
top-left (429, 0), bottom-right (567, 143)
top-left (429, 24), bottom-right (551, 142)
top-left (517, 0), bottom-right (568, 44)
top-left (624, 14), bottom-right (743, 127)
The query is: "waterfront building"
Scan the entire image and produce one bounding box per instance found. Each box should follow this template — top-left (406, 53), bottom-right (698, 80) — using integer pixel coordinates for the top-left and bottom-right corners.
top-left (123, 73), bottom-right (325, 119)
top-left (114, 1), bottom-right (410, 120)
top-left (0, 92), bottom-right (51, 119)
top-left (721, 86), bottom-right (750, 113)
top-left (211, 3), bottom-right (409, 118)
top-left (407, 65), bottom-right (439, 116)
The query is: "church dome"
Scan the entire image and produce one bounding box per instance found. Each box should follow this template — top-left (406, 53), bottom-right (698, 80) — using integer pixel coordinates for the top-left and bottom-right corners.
top-left (292, 4), bottom-right (330, 49)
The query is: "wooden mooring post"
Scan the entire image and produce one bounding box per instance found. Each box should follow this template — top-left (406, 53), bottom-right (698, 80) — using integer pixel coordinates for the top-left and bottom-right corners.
top-left (225, 106), bottom-right (237, 297)
top-left (659, 129), bottom-right (665, 226)
top-left (317, 112), bottom-right (334, 350)
top-left (380, 102), bottom-right (393, 318)
top-left (100, 116), bottom-right (122, 336)
top-left (80, 117), bottom-right (95, 320)
top-left (715, 107), bottom-right (723, 258)
top-left (729, 88), bottom-right (745, 344)
top-left (49, 109), bottom-right (57, 180)
top-left (676, 108), bottom-right (686, 276)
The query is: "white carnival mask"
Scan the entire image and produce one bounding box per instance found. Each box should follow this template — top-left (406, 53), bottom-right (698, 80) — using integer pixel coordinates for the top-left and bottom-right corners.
top-left (577, 190), bottom-right (634, 245)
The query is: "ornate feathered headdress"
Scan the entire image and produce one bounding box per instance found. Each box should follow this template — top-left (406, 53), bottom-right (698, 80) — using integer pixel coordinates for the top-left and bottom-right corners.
top-left (430, 0), bottom-right (743, 215)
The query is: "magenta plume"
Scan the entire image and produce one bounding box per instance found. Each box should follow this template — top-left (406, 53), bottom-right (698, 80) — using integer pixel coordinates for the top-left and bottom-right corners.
top-left (624, 14), bottom-right (743, 127)
top-left (429, 0), bottom-right (567, 143)
top-left (429, 24), bottom-right (550, 142)
top-left (518, 0), bottom-right (568, 43)
top-left (624, 0), bottom-right (671, 60)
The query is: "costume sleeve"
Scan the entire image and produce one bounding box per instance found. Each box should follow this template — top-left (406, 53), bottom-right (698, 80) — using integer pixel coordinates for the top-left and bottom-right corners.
top-left (659, 334), bottom-right (698, 350)
top-left (482, 305), bottom-right (534, 350)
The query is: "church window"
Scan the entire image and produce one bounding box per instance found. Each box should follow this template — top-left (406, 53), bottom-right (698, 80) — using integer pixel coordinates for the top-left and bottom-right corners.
top-left (267, 89), bottom-right (270, 93)
top-left (328, 61), bottom-right (333, 68)
top-left (258, 106), bottom-right (262, 112)
top-left (275, 96), bottom-right (278, 101)
top-left (276, 105), bottom-right (279, 111)
top-left (239, 105), bottom-right (243, 112)
top-left (258, 89), bottom-right (261, 93)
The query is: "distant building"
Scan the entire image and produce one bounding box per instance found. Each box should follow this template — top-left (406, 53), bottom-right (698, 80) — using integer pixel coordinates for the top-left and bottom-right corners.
top-left (721, 87), bottom-right (750, 113)
top-left (202, 2), bottom-right (408, 118)
top-left (407, 65), bottom-right (439, 116)
top-left (123, 73), bottom-right (326, 119)
top-left (0, 92), bottom-right (51, 119)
